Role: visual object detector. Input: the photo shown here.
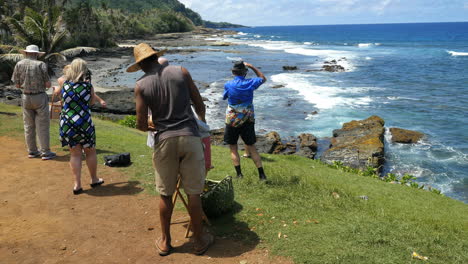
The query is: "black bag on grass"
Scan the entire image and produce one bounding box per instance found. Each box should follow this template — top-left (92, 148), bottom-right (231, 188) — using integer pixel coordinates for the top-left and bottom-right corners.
top-left (104, 152), bottom-right (131, 167)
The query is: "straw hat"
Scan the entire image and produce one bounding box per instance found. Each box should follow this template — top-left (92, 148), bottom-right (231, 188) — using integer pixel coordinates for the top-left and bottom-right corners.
top-left (126, 43), bottom-right (167, 72)
top-left (20, 45), bottom-right (46, 56)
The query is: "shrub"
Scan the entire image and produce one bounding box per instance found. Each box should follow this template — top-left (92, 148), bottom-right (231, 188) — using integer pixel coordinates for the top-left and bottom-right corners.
top-left (118, 115), bottom-right (136, 128)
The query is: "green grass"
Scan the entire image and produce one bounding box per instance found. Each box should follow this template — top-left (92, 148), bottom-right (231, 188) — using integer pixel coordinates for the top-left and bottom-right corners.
top-left (1, 103), bottom-right (467, 264)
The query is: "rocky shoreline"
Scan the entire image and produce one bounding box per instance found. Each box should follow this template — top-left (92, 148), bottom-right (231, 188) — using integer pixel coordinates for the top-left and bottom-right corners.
top-left (0, 27), bottom-right (426, 175)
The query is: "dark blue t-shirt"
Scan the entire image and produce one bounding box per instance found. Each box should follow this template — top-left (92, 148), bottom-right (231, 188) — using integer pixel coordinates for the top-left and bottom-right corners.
top-left (223, 76), bottom-right (264, 105)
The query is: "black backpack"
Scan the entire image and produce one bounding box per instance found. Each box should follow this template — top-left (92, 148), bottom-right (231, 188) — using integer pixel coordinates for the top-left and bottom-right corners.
top-left (104, 152), bottom-right (131, 167)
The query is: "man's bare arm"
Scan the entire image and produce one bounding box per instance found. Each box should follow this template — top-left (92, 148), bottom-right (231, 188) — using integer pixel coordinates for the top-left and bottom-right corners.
top-left (182, 67), bottom-right (206, 122)
top-left (135, 84), bottom-right (149, 132)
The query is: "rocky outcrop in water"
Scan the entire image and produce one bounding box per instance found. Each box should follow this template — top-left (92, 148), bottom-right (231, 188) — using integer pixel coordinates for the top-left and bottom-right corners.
top-left (283, 66), bottom-right (298, 71)
top-left (321, 116), bottom-right (385, 172)
top-left (389, 127), bottom-right (424, 144)
top-left (322, 58), bottom-right (347, 72)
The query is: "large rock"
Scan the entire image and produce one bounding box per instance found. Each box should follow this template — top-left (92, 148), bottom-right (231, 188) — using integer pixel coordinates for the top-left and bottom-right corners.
top-left (0, 87), bottom-right (22, 106)
top-left (93, 89), bottom-right (135, 114)
top-left (283, 66), bottom-right (298, 71)
top-left (245, 131), bottom-right (284, 154)
top-left (210, 128), bottom-right (318, 159)
top-left (321, 116), bottom-right (385, 172)
top-left (322, 64), bottom-right (345, 72)
top-left (389, 127), bottom-right (424, 144)
top-left (295, 133), bottom-right (318, 159)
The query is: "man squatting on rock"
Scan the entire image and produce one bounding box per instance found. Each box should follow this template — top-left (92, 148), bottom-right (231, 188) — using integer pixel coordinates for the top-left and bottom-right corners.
top-left (130, 43), bottom-right (214, 256)
top-left (223, 61), bottom-right (268, 180)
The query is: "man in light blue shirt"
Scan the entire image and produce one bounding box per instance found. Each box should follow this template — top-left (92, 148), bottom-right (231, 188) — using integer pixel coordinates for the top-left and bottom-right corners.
top-left (223, 61), bottom-right (268, 181)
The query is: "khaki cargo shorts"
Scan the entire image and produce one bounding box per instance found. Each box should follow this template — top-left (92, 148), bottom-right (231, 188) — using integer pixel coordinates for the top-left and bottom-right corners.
top-left (153, 136), bottom-right (206, 196)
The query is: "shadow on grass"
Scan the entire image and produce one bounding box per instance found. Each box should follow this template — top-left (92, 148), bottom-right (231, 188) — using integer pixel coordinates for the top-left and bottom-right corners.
top-left (84, 181), bottom-right (143, 196)
top-left (260, 156), bottom-right (275, 162)
top-left (191, 201), bottom-right (260, 258)
top-left (0, 111), bottom-right (17, 116)
top-left (52, 148), bottom-right (121, 163)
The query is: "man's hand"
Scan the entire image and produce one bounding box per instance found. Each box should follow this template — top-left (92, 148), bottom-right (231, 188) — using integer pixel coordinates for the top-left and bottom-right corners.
top-left (243, 62), bottom-right (267, 83)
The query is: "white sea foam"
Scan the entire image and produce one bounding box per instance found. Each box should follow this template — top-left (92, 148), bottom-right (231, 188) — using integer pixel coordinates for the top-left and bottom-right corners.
top-left (237, 32), bottom-right (248, 36)
top-left (365, 56), bottom-right (373, 60)
top-left (248, 41), bottom-right (299, 51)
top-left (204, 37), bottom-right (223, 41)
top-left (447, 50), bottom-right (468, 56)
top-left (226, 56), bottom-right (243, 62)
top-left (270, 73), bottom-right (373, 109)
top-left (358, 43), bottom-right (373, 47)
top-left (226, 36), bottom-right (357, 71)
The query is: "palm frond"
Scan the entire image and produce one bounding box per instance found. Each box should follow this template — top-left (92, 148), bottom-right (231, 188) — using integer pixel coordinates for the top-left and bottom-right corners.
top-left (60, 47), bottom-right (98, 57)
top-left (44, 52), bottom-right (66, 62)
top-left (24, 7), bottom-right (44, 25)
top-left (49, 30), bottom-right (68, 54)
top-left (24, 16), bottom-right (44, 44)
top-left (0, 53), bottom-right (24, 63)
top-left (0, 44), bottom-right (22, 53)
top-left (5, 17), bottom-right (33, 45)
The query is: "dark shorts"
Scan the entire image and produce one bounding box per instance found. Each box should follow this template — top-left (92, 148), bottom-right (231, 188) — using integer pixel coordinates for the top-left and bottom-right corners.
top-left (224, 122), bottom-right (256, 145)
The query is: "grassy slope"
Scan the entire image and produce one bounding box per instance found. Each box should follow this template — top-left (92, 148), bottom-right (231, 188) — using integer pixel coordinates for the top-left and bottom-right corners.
top-left (1, 103), bottom-right (467, 264)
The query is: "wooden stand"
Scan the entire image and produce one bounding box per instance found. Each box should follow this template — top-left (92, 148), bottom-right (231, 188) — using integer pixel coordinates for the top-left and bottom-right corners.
top-left (172, 177), bottom-right (210, 238)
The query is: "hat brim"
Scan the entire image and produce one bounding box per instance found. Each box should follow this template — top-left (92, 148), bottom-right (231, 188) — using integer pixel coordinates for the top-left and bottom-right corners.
top-left (126, 49), bottom-right (168, 73)
top-left (20, 50), bottom-right (46, 57)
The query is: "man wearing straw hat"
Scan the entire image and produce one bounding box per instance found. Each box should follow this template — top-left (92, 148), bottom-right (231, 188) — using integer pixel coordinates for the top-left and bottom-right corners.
top-left (11, 44), bottom-right (56, 160)
top-left (129, 43), bottom-right (213, 256)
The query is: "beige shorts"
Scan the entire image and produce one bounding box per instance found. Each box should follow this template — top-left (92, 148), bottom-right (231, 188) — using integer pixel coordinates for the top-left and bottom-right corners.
top-left (153, 136), bottom-right (206, 196)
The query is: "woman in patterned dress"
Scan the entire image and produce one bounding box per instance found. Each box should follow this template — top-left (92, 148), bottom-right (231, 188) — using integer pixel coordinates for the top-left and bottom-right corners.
top-left (53, 58), bottom-right (104, 195)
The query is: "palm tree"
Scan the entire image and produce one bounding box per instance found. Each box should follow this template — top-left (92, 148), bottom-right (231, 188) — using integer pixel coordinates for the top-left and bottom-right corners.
top-left (0, 6), bottom-right (96, 65)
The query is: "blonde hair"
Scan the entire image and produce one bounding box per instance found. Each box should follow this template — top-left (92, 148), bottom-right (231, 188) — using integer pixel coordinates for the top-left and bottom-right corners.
top-left (65, 58), bottom-right (87, 83)
top-left (62, 65), bottom-right (70, 75)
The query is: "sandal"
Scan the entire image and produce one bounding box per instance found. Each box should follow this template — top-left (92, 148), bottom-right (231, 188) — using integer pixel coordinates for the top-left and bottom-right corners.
top-left (156, 239), bottom-right (172, 256)
top-left (194, 233), bottom-right (214, 256)
top-left (73, 188), bottom-right (83, 195)
top-left (90, 178), bottom-right (104, 188)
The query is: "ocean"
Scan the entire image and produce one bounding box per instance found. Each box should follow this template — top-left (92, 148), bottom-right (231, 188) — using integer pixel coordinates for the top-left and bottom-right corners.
top-left (124, 22), bottom-right (468, 203)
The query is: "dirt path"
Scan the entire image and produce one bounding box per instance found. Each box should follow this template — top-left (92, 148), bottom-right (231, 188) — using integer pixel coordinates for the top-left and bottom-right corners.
top-left (0, 137), bottom-right (292, 264)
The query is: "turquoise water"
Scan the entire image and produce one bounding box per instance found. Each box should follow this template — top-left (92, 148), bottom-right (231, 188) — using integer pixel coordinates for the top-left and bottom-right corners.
top-left (212, 23), bottom-right (468, 203)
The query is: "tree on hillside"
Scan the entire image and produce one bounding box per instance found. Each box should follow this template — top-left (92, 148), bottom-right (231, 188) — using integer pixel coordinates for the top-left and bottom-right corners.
top-left (0, 6), bottom-right (96, 71)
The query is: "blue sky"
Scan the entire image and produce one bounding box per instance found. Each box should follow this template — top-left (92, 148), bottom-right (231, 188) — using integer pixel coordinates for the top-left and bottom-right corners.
top-left (179, 0), bottom-right (468, 26)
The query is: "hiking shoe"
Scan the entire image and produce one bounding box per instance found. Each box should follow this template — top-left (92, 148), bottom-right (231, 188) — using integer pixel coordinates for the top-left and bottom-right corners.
top-left (28, 151), bottom-right (41, 158)
top-left (41, 152), bottom-right (56, 160)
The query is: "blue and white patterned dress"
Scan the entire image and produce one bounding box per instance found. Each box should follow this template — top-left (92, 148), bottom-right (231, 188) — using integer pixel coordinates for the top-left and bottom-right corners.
top-left (59, 81), bottom-right (96, 148)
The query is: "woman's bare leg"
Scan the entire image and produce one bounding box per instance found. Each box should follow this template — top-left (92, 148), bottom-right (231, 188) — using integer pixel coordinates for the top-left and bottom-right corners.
top-left (70, 145), bottom-right (83, 190)
top-left (83, 147), bottom-right (99, 183)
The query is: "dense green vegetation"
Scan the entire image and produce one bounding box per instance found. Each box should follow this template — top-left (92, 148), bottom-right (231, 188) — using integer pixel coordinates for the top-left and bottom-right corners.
top-left (0, 0), bottom-right (202, 81)
top-left (69, 0), bottom-right (203, 26)
top-left (1, 102), bottom-right (467, 264)
top-left (203, 20), bottom-right (246, 29)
